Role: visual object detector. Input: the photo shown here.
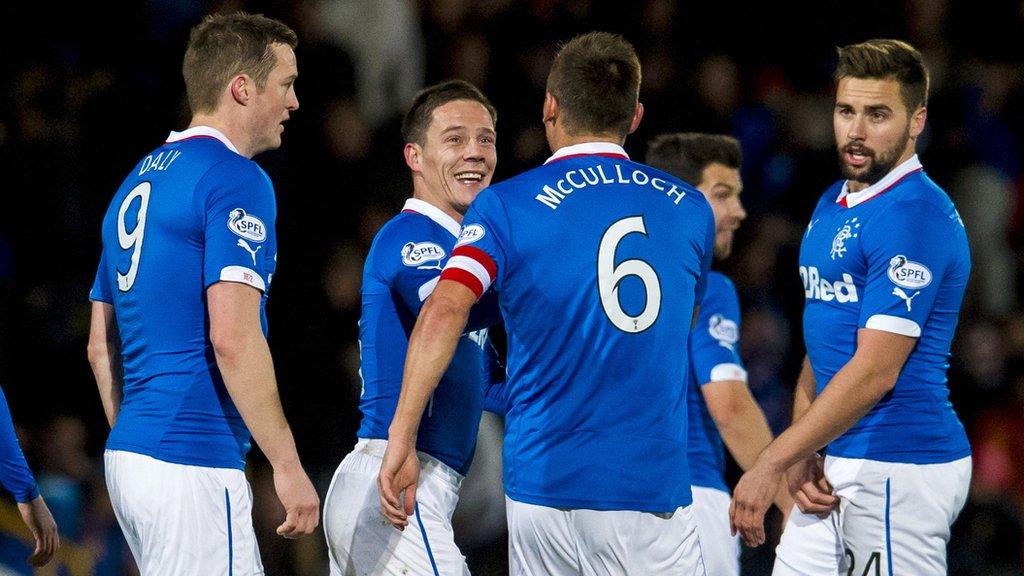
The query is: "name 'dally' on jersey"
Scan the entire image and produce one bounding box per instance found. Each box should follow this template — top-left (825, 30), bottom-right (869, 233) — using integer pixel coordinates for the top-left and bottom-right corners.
top-left (798, 156), bottom-right (971, 465)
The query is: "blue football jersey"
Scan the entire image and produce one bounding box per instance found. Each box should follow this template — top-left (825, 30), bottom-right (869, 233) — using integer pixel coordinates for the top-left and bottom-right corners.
top-left (688, 272), bottom-right (747, 492)
top-left (799, 156), bottom-right (971, 463)
top-left (357, 199), bottom-right (500, 475)
top-left (90, 127), bottom-right (278, 470)
top-left (442, 142), bottom-right (716, 512)
top-left (0, 387), bottom-right (38, 502)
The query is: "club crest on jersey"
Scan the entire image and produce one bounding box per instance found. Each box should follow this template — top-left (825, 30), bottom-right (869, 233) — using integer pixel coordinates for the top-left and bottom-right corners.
top-left (830, 217), bottom-right (860, 260)
top-left (455, 224), bottom-right (486, 247)
top-left (401, 241), bottom-right (446, 269)
top-left (227, 208), bottom-right (266, 242)
top-left (708, 314), bottom-right (739, 350)
top-left (887, 255), bottom-right (931, 289)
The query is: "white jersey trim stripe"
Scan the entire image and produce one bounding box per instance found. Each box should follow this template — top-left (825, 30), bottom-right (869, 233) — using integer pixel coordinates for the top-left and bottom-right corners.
top-left (709, 363), bottom-right (748, 383)
top-left (166, 126), bottom-right (240, 154)
top-left (219, 265), bottom-right (266, 292)
top-left (836, 155), bottom-right (922, 207)
top-left (445, 255), bottom-right (492, 293)
top-left (418, 276), bottom-right (440, 302)
top-left (545, 142), bottom-right (630, 164)
top-left (865, 314), bottom-right (921, 338)
top-left (402, 198), bottom-right (462, 238)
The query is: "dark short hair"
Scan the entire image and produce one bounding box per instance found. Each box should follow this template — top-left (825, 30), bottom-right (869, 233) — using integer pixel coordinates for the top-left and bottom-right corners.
top-left (546, 32), bottom-right (641, 138)
top-left (183, 12), bottom-right (298, 115)
top-left (401, 79), bottom-right (497, 145)
top-left (645, 133), bottom-right (742, 186)
top-left (834, 39), bottom-right (929, 111)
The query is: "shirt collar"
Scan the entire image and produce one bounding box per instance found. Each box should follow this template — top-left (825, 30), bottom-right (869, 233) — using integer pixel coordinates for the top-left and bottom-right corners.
top-left (836, 154), bottom-right (923, 208)
top-left (166, 126), bottom-right (240, 155)
top-left (402, 198), bottom-right (462, 238)
top-left (544, 142), bottom-right (630, 165)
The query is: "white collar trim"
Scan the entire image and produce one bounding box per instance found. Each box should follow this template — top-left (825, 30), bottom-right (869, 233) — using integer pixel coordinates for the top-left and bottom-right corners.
top-left (403, 198), bottom-right (462, 238)
top-left (166, 126), bottom-right (240, 154)
top-left (837, 155), bottom-right (923, 207)
top-left (545, 142), bottom-right (629, 164)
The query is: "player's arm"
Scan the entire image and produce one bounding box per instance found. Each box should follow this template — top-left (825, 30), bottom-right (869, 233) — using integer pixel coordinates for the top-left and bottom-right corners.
top-left (782, 355), bottom-right (834, 517)
top-left (379, 279), bottom-right (476, 529)
top-left (87, 301), bottom-right (122, 428)
top-left (731, 328), bottom-right (915, 546)
top-left (0, 389), bottom-right (59, 567)
top-left (791, 355), bottom-right (816, 422)
top-left (702, 380), bottom-right (791, 514)
top-left (207, 281), bottom-right (319, 538)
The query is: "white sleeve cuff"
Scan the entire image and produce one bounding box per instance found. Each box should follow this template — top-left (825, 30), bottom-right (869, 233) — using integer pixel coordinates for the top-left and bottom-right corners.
top-left (864, 314), bottom-right (920, 337)
top-left (709, 363), bottom-right (748, 383)
top-left (418, 276), bottom-right (440, 302)
top-left (219, 265), bottom-right (266, 292)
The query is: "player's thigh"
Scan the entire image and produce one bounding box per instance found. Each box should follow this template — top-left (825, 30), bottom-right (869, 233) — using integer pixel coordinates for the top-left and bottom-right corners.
top-left (506, 497), bottom-right (579, 576)
top-left (841, 456), bottom-right (971, 576)
top-left (324, 448), bottom-right (469, 576)
top-left (773, 505), bottom-right (844, 576)
top-left (691, 486), bottom-right (739, 576)
top-left (573, 505), bottom-right (705, 576)
top-left (104, 450), bottom-right (262, 576)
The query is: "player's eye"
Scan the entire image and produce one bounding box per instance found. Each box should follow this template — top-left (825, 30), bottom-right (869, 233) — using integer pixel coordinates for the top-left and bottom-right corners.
top-left (447, 135), bottom-right (462, 144)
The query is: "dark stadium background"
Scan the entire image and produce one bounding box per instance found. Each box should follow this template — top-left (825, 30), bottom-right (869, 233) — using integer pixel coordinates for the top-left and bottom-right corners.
top-left (1, 1), bottom-right (1022, 574)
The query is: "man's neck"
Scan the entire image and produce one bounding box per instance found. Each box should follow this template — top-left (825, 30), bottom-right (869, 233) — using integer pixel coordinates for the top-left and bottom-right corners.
top-left (547, 131), bottom-right (624, 154)
top-left (189, 114), bottom-right (252, 158)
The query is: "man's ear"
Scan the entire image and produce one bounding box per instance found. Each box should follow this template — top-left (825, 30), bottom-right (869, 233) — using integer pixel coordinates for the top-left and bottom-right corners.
top-left (404, 142), bottom-right (422, 173)
top-left (229, 74), bottom-right (252, 105)
top-left (909, 106), bottom-right (927, 139)
top-left (628, 102), bottom-right (644, 135)
top-left (543, 92), bottom-right (558, 125)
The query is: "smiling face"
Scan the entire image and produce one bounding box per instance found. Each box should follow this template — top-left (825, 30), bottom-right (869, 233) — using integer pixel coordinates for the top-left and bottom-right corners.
top-left (249, 42), bottom-right (298, 155)
top-left (696, 162), bottom-right (746, 259)
top-left (834, 76), bottom-right (925, 192)
top-left (407, 99), bottom-right (496, 221)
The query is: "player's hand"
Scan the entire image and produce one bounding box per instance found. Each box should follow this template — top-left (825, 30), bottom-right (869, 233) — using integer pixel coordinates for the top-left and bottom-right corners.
top-left (730, 458), bottom-right (780, 547)
top-left (378, 437), bottom-right (420, 530)
top-left (273, 461), bottom-right (320, 539)
top-left (17, 496), bottom-right (59, 567)
top-left (786, 453), bottom-right (837, 516)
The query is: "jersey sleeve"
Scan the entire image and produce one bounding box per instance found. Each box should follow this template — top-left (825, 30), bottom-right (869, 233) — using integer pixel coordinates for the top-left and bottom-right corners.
top-left (0, 388), bottom-right (38, 502)
top-left (89, 249), bottom-right (113, 303)
top-left (689, 275), bottom-right (747, 385)
top-left (384, 223), bottom-right (456, 317)
top-left (481, 337), bottom-right (508, 415)
top-left (199, 161), bottom-right (277, 292)
top-left (440, 189), bottom-right (509, 299)
top-left (857, 201), bottom-right (955, 337)
top-left (693, 201), bottom-right (716, 305)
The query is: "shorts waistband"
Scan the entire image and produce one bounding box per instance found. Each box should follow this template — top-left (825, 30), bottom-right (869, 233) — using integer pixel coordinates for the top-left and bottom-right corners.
top-left (355, 438), bottom-right (464, 487)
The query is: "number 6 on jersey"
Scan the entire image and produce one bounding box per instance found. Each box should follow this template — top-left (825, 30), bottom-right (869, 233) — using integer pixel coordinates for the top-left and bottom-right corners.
top-left (116, 182), bottom-right (151, 292)
top-left (598, 215), bottom-right (661, 333)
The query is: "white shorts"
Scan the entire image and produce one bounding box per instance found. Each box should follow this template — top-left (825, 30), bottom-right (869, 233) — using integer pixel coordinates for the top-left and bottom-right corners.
top-left (104, 450), bottom-right (263, 576)
top-left (323, 438), bottom-right (469, 576)
top-left (506, 496), bottom-right (706, 576)
top-left (691, 486), bottom-right (739, 576)
top-left (774, 455), bottom-right (971, 576)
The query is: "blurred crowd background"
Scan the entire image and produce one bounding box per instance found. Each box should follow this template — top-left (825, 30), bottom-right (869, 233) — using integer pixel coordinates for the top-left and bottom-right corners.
top-left (1, 0), bottom-right (1023, 574)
